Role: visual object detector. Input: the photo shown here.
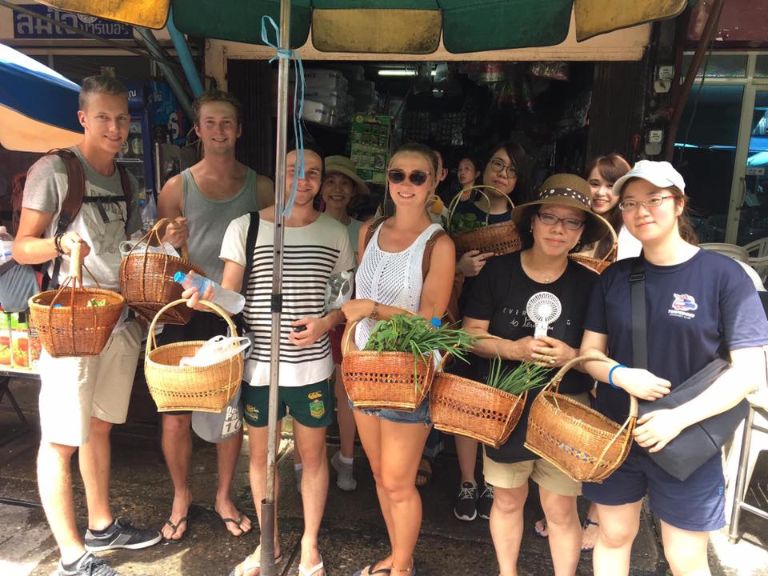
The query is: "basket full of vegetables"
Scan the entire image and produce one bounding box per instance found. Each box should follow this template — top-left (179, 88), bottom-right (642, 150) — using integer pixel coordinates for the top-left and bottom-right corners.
top-left (431, 357), bottom-right (549, 448)
top-left (341, 312), bottom-right (473, 412)
top-left (446, 186), bottom-right (522, 258)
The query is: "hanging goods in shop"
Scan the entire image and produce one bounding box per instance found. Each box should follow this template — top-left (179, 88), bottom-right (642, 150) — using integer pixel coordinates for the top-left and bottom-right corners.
top-left (524, 354), bottom-right (637, 483)
top-left (29, 242), bottom-right (125, 358)
top-left (144, 298), bottom-right (244, 413)
top-left (119, 218), bottom-right (205, 325)
top-left (568, 222), bottom-right (618, 274)
top-left (430, 350), bottom-right (544, 449)
top-left (446, 186), bottom-right (522, 258)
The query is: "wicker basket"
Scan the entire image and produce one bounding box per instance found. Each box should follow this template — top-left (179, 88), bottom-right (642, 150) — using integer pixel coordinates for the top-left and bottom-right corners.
top-left (569, 225), bottom-right (619, 274)
top-left (144, 298), bottom-right (243, 413)
top-left (524, 354), bottom-right (637, 483)
top-left (430, 361), bottom-right (527, 449)
top-left (29, 242), bottom-right (125, 358)
top-left (120, 218), bottom-right (205, 325)
top-left (340, 315), bottom-right (434, 412)
top-left (447, 186), bottom-right (522, 258)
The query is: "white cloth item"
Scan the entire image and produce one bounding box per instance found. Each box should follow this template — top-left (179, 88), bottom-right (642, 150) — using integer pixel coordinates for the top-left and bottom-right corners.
top-left (616, 225), bottom-right (643, 261)
top-left (354, 222), bottom-right (443, 350)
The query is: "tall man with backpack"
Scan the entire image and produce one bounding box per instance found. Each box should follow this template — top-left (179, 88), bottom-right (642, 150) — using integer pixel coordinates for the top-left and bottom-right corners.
top-left (13, 75), bottom-right (161, 576)
top-left (156, 89), bottom-right (272, 542)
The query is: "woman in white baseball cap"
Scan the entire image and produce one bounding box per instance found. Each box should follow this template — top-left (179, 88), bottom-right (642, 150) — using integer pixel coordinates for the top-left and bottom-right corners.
top-left (579, 160), bottom-right (768, 576)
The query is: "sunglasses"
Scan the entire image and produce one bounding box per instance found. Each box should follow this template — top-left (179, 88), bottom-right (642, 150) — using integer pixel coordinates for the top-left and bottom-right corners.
top-left (387, 169), bottom-right (431, 186)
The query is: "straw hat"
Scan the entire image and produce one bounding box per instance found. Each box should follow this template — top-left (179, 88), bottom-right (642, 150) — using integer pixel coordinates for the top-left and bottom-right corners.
top-left (324, 155), bottom-right (369, 196)
top-left (512, 174), bottom-right (612, 245)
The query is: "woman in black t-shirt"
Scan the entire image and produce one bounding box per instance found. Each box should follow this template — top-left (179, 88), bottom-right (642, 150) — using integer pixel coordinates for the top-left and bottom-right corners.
top-left (462, 174), bottom-right (612, 576)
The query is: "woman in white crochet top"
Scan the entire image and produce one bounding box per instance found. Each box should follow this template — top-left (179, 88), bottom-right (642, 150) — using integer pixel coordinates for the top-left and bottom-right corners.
top-left (343, 143), bottom-right (455, 576)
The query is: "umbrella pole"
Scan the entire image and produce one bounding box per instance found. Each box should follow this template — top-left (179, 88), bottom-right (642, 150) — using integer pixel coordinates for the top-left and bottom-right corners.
top-left (261, 0), bottom-right (291, 574)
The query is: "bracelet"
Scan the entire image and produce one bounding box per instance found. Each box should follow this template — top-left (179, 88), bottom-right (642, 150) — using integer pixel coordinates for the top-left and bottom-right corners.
top-left (53, 232), bottom-right (66, 255)
top-left (371, 301), bottom-right (380, 320)
top-left (608, 363), bottom-right (626, 389)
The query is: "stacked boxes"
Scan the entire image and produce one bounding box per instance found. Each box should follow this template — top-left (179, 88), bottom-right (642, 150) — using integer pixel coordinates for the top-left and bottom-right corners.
top-left (301, 69), bottom-right (352, 127)
top-left (0, 309), bottom-right (39, 371)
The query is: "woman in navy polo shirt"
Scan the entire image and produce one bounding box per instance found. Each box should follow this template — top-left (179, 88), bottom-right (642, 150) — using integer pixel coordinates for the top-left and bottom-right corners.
top-left (580, 161), bottom-right (768, 576)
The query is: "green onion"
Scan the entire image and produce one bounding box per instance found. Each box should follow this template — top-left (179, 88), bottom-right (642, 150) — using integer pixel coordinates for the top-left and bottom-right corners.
top-left (484, 358), bottom-right (550, 395)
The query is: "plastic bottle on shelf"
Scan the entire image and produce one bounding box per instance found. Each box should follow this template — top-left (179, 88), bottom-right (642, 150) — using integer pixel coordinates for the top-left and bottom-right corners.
top-left (173, 270), bottom-right (245, 315)
top-left (0, 226), bottom-right (14, 264)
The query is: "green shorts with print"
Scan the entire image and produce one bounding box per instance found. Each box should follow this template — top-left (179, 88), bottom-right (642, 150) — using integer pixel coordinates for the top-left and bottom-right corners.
top-left (242, 380), bottom-right (334, 428)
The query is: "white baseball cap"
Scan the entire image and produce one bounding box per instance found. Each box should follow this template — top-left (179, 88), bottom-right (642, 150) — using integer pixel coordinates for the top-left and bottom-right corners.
top-left (612, 160), bottom-right (686, 197)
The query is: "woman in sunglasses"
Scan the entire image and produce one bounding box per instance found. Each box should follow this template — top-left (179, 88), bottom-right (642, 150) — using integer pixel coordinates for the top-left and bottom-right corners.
top-left (579, 161), bottom-right (768, 576)
top-left (461, 175), bottom-right (612, 576)
top-left (449, 141), bottom-right (531, 524)
top-left (342, 143), bottom-right (455, 576)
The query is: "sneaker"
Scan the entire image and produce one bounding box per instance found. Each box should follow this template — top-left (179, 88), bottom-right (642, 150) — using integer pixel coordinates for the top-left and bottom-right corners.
top-left (331, 450), bottom-right (357, 491)
top-left (84, 518), bottom-right (161, 552)
top-left (453, 481), bottom-right (478, 521)
top-left (56, 552), bottom-right (120, 576)
top-left (477, 483), bottom-right (494, 520)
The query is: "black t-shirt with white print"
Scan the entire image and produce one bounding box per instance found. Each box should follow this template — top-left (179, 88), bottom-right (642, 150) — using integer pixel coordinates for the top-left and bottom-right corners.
top-left (463, 251), bottom-right (598, 463)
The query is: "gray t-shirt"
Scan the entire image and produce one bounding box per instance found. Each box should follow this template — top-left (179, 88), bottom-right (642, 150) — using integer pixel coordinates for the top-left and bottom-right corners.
top-left (22, 147), bottom-right (141, 290)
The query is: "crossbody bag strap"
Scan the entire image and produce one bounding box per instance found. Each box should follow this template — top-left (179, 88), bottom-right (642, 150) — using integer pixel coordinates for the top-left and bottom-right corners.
top-left (421, 229), bottom-right (446, 280)
top-left (629, 257), bottom-right (648, 369)
top-left (241, 211), bottom-right (260, 299)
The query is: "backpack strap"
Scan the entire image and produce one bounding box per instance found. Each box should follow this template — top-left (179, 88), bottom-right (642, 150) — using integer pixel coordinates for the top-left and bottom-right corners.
top-left (241, 211), bottom-right (260, 298)
top-left (362, 216), bottom-right (388, 253)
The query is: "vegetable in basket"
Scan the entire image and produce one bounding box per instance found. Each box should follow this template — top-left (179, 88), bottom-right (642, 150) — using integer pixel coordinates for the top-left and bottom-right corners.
top-left (484, 357), bottom-right (550, 395)
top-left (363, 314), bottom-right (475, 389)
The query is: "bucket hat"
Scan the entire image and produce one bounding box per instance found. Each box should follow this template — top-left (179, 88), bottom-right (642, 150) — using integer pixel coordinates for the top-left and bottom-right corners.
top-left (324, 155), bottom-right (369, 196)
top-left (512, 173), bottom-right (612, 245)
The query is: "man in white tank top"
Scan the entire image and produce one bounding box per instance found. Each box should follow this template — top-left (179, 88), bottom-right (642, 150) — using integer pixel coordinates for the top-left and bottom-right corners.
top-left (157, 91), bottom-right (272, 543)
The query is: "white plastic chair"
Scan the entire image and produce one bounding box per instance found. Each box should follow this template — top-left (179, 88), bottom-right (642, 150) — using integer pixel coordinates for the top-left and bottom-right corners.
top-left (742, 237), bottom-right (768, 283)
top-left (700, 242), bottom-right (750, 263)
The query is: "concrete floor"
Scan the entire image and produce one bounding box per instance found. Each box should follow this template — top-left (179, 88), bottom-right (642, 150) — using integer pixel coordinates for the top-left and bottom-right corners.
top-left (0, 377), bottom-right (766, 576)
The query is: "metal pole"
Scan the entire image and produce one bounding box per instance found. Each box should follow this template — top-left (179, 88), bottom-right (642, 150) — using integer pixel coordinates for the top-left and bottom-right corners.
top-left (261, 1), bottom-right (291, 574)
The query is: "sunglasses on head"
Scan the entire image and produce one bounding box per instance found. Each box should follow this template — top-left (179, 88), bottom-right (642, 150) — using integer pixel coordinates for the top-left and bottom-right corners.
top-left (387, 169), bottom-right (431, 186)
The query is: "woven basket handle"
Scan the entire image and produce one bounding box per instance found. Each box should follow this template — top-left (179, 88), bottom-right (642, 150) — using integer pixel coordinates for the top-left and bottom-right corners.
top-left (593, 218), bottom-right (619, 265)
top-left (436, 332), bottom-right (501, 372)
top-left (145, 298), bottom-right (237, 358)
top-left (129, 218), bottom-right (190, 261)
top-left (446, 185), bottom-right (515, 233)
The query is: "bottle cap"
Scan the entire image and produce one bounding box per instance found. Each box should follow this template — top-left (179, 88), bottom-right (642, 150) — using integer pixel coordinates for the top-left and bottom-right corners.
top-left (173, 271), bottom-right (185, 282)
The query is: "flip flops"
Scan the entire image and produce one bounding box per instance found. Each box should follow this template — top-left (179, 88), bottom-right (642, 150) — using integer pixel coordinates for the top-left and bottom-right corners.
top-left (162, 516), bottom-right (188, 543)
top-left (353, 560), bottom-right (391, 576)
top-left (298, 556), bottom-right (325, 576)
top-left (219, 513), bottom-right (252, 537)
top-left (227, 546), bottom-right (283, 576)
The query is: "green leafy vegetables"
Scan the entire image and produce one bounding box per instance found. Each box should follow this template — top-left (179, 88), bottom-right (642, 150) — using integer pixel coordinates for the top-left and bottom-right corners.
top-left (485, 358), bottom-right (551, 395)
top-left (364, 314), bottom-right (474, 362)
top-left (447, 212), bottom-right (485, 234)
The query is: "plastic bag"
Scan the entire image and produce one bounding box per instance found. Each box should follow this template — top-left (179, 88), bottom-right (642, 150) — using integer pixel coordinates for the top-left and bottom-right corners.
top-left (179, 335), bottom-right (251, 367)
top-left (324, 270), bottom-right (354, 312)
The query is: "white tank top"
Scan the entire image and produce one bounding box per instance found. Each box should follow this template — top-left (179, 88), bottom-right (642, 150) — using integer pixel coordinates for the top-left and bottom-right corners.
top-left (354, 222), bottom-right (443, 350)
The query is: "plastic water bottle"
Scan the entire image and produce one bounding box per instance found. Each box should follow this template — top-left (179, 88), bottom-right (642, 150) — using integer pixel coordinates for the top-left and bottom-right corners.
top-left (0, 226), bottom-right (14, 264)
top-left (173, 271), bottom-right (245, 315)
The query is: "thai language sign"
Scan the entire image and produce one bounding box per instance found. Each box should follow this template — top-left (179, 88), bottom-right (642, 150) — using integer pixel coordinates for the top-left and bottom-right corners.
top-left (13, 4), bottom-right (133, 39)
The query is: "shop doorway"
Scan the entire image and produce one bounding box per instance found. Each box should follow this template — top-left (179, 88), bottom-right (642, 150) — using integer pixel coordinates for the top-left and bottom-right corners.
top-left (674, 52), bottom-right (768, 244)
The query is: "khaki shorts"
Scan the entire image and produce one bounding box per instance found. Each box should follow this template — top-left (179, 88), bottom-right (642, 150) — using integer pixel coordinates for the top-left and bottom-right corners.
top-left (482, 391), bottom-right (590, 498)
top-left (38, 319), bottom-right (143, 447)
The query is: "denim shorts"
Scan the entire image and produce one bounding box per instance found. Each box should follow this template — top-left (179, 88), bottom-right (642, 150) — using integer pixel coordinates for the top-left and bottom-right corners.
top-left (582, 448), bottom-right (725, 532)
top-left (351, 398), bottom-right (431, 426)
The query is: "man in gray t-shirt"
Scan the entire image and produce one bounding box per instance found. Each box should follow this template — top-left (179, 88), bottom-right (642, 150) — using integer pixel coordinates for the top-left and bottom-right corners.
top-left (13, 76), bottom-right (160, 576)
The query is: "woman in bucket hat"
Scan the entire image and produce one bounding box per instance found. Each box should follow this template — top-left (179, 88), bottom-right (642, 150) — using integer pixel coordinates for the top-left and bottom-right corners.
top-left (460, 174), bottom-right (612, 576)
top-left (316, 155), bottom-right (369, 493)
top-left (579, 161), bottom-right (768, 576)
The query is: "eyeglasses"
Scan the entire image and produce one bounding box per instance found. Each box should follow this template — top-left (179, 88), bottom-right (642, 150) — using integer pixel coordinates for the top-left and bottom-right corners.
top-left (387, 169), bottom-right (431, 186)
top-left (488, 157), bottom-right (517, 178)
top-left (618, 195), bottom-right (674, 212)
top-left (536, 212), bottom-right (585, 231)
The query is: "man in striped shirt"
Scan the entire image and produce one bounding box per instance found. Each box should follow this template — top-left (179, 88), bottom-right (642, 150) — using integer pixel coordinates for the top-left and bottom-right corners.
top-left (218, 144), bottom-right (354, 576)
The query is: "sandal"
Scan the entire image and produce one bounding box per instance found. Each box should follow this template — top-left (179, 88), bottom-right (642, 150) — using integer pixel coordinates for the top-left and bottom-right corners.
top-left (353, 560), bottom-right (392, 576)
top-left (161, 516), bottom-right (188, 543)
top-left (298, 556), bottom-right (325, 576)
top-left (228, 546), bottom-right (283, 576)
top-left (581, 517), bottom-right (600, 552)
top-left (415, 458), bottom-right (432, 487)
top-left (219, 513), bottom-right (252, 537)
